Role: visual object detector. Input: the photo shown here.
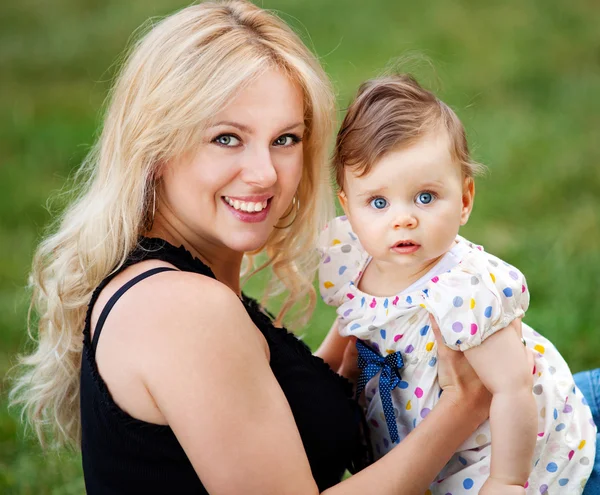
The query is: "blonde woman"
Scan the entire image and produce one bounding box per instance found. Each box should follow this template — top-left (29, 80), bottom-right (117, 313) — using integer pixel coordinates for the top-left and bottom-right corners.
top-left (11, 1), bottom-right (497, 493)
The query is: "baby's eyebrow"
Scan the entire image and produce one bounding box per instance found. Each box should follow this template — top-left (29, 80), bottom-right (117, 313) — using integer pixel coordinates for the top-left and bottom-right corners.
top-left (419, 181), bottom-right (445, 189)
top-left (356, 187), bottom-right (387, 198)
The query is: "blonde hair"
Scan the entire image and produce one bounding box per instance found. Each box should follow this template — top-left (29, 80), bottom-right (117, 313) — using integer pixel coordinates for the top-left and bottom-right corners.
top-left (10, 0), bottom-right (335, 449)
top-left (333, 73), bottom-right (484, 191)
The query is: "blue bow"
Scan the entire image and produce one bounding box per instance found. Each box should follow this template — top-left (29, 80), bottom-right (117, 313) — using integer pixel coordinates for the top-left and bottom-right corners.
top-left (355, 339), bottom-right (404, 444)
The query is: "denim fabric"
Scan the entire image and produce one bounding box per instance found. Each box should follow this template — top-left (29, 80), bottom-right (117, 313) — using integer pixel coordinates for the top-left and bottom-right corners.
top-left (575, 369), bottom-right (600, 495)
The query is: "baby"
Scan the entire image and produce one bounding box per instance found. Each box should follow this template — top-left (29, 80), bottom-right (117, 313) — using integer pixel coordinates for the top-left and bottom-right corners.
top-left (318, 74), bottom-right (596, 494)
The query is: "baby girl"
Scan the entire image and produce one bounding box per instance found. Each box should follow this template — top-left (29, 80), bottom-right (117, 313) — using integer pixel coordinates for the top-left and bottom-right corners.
top-left (318, 74), bottom-right (596, 494)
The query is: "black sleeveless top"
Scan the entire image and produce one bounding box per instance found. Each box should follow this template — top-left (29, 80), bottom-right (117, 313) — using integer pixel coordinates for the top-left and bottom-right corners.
top-left (80, 237), bottom-right (367, 494)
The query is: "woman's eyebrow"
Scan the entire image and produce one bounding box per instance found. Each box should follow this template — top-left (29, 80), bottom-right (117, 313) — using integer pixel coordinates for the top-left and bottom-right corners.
top-left (210, 121), bottom-right (252, 133)
top-left (209, 121), bottom-right (305, 134)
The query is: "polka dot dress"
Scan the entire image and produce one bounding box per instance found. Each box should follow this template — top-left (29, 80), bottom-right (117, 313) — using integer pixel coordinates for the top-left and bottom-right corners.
top-left (319, 216), bottom-right (597, 494)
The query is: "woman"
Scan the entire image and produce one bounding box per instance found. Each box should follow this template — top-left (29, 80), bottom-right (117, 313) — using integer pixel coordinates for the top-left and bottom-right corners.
top-left (9, 1), bottom-right (596, 494)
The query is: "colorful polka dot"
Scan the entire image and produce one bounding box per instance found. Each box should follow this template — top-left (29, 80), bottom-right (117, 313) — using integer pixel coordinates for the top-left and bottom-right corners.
top-left (490, 273), bottom-right (496, 283)
top-left (425, 341), bottom-right (434, 351)
top-left (380, 329), bottom-right (386, 339)
top-left (546, 462), bottom-right (558, 473)
top-left (463, 478), bottom-right (474, 489)
top-left (470, 298), bottom-right (476, 309)
top-left (415, 387), bottom-right (424, 398)
top-left (484, 306), bottom-right (493, 318)
top-left (323, 281), bottom-right (334, 289)
top-left (405, 344), bottom-right (414, 353)
top-left (503, 287), bottom-right (513, 297)
top-left (470, 323), bottom-right (478, 335)
top-left (420, 325), bottom-right (430, 336)
top-left (332, 239), bottom-right (341, 245)
top-left (452, 321), bottom-right (463, 332)
top-left (393, 334), bottom-right (403, 342)
top-left (475, 434), bottom-right (488, 445)
top-left (453, 296), bottom-right (463, 307)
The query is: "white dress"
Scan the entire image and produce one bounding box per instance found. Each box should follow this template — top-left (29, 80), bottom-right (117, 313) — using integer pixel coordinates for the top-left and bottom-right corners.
top-left (319, 215), bottom-right (596, 494)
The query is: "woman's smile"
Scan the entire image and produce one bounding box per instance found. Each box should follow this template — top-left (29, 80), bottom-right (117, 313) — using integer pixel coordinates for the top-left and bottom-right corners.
top-left (222, 195), bottom-right (273, 223)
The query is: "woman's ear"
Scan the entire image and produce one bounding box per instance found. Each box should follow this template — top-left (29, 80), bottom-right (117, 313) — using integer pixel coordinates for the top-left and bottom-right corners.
top-left (460, 178), bottom-right (475, 226)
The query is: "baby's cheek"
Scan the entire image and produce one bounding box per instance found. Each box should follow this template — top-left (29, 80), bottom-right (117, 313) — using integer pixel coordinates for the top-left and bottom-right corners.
top-left (428, 214), bottom-right (461, 252)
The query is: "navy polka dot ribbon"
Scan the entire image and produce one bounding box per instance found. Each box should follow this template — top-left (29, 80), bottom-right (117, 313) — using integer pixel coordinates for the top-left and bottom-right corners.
top-left (355, 339), bottom-right (404, 444)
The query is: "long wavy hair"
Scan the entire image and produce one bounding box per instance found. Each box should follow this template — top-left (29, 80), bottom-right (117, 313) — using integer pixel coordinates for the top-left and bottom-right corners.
top-left (10, 0), bottom-right (335, 449)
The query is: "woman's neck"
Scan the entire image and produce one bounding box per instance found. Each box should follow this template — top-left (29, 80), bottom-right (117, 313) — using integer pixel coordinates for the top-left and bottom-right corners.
top-left (148, 216), bottom-right (244, 296)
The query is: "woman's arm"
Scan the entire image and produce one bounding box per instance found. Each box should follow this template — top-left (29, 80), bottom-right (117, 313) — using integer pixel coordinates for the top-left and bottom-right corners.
top-left (464, 324), bottom-right (536, 494)
top-left (137, 274), bottom-right (492, 495)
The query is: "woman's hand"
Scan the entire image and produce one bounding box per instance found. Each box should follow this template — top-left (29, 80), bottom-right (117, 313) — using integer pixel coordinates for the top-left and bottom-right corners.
top-left (430, 315), bottom-right (492, 424)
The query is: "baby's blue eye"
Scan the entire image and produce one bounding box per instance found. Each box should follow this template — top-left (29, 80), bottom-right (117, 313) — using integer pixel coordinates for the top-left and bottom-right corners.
top-left (370, 197), bottom-right (388, 210)
top-left (416, 192), bottom-right (434, 205)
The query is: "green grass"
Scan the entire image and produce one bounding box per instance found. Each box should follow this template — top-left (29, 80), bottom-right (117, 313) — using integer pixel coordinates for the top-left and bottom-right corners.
top-left (1, 0), bottom-right (599, 492)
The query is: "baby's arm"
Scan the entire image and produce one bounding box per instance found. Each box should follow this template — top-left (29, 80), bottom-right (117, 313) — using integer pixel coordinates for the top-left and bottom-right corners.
top-left (315, 319), bottom-right (351, 372)
top-left (463, 327), bottom-right (536, 493)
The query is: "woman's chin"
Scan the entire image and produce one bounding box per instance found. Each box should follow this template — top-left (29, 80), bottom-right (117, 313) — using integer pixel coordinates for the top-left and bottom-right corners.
top-left (224, 230), bottom-right (272, 254)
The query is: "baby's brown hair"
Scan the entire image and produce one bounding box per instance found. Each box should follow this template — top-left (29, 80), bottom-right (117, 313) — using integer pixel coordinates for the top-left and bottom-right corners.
top-left (333, 74), bottom-right (484, 191)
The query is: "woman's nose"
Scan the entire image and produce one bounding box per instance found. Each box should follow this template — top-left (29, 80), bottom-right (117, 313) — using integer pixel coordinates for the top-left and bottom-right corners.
top-left (241, 147), bottom-right (277, 188)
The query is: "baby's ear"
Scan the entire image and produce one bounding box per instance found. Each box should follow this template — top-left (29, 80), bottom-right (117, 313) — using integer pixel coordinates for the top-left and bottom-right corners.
top-left (460, 177), bottom-right (475, 225)
top-left (337, 191), bottom-right (349, 214)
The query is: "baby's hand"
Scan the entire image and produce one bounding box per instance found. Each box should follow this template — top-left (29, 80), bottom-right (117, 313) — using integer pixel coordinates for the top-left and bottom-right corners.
top-left (480, 477), bottom-right (526, 495)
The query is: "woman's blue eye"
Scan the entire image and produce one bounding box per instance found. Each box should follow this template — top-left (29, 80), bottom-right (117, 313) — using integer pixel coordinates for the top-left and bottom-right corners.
top-left (273, 134), bottom-right (300, 146)
top-left (416, 192), bottom-right (434, 205)
top-left (214, 134), bottom-right (241, 147)
top-left (370, 197), bottom-right (388, 210)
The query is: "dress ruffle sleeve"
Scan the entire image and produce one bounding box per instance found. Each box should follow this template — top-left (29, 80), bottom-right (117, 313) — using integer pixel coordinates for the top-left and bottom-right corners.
top-left (318, 216), bottom-right (369, 307)
top-left (422, 238), bottom-right (530, 351)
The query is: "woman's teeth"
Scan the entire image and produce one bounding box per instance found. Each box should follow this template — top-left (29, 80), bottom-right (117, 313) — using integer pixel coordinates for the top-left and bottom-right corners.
top-left (224, 196), bottom-right (268, 212)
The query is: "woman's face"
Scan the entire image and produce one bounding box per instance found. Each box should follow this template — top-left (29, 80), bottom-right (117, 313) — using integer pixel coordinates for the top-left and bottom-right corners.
top-left (158, 69), bottom-right (305, 256)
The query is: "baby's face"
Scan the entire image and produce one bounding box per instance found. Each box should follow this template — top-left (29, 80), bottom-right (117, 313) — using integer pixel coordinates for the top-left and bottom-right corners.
top-left (340, 129), bottom-right (474, 271)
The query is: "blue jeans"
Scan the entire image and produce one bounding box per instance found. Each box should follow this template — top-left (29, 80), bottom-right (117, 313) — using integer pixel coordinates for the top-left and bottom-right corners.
top-left (575, 369), bottom-right (600, 495)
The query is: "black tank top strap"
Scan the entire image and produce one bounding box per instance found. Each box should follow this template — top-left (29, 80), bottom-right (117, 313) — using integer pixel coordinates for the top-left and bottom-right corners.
top-left (90, 266), bottom-right (177, 355)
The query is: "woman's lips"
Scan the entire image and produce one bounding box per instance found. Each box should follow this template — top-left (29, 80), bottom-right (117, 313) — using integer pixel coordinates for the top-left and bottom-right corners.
top-left (222, 196), bottom-right (272, 223)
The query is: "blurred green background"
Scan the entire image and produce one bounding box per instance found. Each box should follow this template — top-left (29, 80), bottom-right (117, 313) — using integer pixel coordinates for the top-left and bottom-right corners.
top-left (1, 0), bottom-right (599, 492)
